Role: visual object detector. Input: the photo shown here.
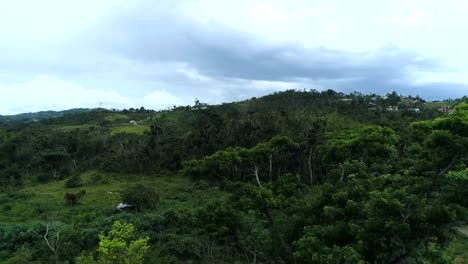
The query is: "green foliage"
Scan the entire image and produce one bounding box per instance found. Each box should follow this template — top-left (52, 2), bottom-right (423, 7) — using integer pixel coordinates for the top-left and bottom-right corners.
top-left (64, 190), bottom-right (86, 206)
top-left (294, 229), bottom-right (366, 264)
top-left (0, 90), bottom-right (467, 263)
top-left (2, 247), bottom-right (33, 264)
top-left (122, 184), bottom-right (159, 212)
top-left (76, 221), bottom-right (150, 264)
top-left (196, 201), bottom-right (240, 244)
top-left (183, 135), bottom-right (300, 185)
top-left (323, 125), bottom-right (399, 165)
top-left (64, 175), bottom-right (82, 188)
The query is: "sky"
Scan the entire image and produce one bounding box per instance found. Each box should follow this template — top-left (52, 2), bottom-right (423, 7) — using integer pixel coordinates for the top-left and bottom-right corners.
top-left (1, 0), bottom-right (468, 114)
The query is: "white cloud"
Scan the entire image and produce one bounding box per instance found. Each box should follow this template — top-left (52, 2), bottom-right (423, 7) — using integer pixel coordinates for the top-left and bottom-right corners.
top-left (0, 75), bottom-right (132, 114)
top-left (247, 80), bottom-right (299, 91)
top-left (176, 66), bottom-right (211, 82)
top-left (143, 90), bottom-right (182, 109)
top-left (386, 11), bottom-right (427, 26)
top-left (248, 4), bottom-right (288, 21)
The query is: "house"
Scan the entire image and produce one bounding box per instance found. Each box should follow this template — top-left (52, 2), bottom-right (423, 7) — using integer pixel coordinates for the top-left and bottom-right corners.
top-left (386, 106), bottom-right (399, 111)
top-left (408, 108), bottom-right (420, 112)
top-left (438, 106), bottom-right (450, 113)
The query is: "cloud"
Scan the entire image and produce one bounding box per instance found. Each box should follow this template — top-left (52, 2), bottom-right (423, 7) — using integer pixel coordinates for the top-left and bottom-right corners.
top-left (0, 76), bottom-right (132, 114)
top-left (386, 11), bottom-right (427, 26)
top-left (89, 10), bottom-right (443, 97)
top-left (143, 90), bottom-right (182, 109)
top-left (248, 4), bottom-right (289, 21)
top-left (0, 0), bottom-right (467, 115)
top-left (89, 7), bottom-right (439, 84)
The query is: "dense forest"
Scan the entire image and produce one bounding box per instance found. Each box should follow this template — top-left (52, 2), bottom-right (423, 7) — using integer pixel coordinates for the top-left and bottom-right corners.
top-left (0, 89), bottom-right (467, 263)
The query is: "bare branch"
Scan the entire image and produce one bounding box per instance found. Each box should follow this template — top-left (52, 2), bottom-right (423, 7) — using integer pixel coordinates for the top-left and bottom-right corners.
top-left (43, 223), bottom-right (57, 253)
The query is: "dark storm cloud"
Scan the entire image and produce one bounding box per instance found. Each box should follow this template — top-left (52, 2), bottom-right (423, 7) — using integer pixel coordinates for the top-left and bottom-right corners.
top-left (82, 3), bottom-right (451, 99)
top-left (100, 17), bottom-right (427, 82)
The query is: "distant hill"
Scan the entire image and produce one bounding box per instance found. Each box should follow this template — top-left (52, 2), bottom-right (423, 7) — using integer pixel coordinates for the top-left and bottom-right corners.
top-left (0, 108), bottom-right (93, 125)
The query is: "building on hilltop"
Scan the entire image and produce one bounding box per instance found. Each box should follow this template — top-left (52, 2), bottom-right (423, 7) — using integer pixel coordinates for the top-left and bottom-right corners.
top-left (438, 106), bottom-right (450, 113)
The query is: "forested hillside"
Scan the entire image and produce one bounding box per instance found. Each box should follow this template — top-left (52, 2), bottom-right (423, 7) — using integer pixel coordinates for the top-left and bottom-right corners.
top-left (0, 109), bottom-right (92, 127)
top-left (0, 90), bottom-right (467, 263)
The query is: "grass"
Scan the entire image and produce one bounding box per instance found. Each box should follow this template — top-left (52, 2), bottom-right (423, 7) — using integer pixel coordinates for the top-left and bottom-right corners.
top-left (0, 171), bottom-right (227, 263)
top-left (447, 208), bottom-right (468, 264)
top-left (447, 234), bottom-right (468, 264)
top-left (104, 113), bottom-right (129, 122)
top-left (57, 124), bottom-right (92, 132)
top-left (0, 170), bottom-right (226, 225)
top-left (57, 121), bottom-right (149, 136)
top-left (111, 125), bottom-right (150, 135)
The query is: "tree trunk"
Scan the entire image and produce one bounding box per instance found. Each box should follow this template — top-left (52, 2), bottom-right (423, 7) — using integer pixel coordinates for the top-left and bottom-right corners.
top-left (43, 222), bottom-right (60, 264)
top-left (252, 165), bottom-right (262, 187)
top-left (234, 163), bottom-right (238, 180)
top-left (338, 162), bottom-right (345, 181)
top-left (438, 155), bottom-right (459, 176)
top-left (308, 148), bottom-right (313, 185)
top-left (51, 169), bottom-right (59, 181)
top-left (269, 154), bottom-right (273, 181)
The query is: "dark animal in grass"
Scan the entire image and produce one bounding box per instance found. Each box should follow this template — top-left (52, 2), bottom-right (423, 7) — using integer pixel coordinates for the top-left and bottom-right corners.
top-left (64, 190), bottom-right (86, 206)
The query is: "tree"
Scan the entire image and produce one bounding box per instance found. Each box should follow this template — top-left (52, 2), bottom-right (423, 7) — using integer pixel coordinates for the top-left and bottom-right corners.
top-left (294, 229), bottom-right (365, 264)
top-left (322, 125), bottom-right (399, 180)
top-left (183, 136), bottom-right (300, 186)
top-left (409, 103), bottom-right (468, 176)
top-left (43, 221), bottom-right (62, 264)
top-left (76, 221), bottom-right (150, 264)
top-left (35, 150), bottom-right (72, 182)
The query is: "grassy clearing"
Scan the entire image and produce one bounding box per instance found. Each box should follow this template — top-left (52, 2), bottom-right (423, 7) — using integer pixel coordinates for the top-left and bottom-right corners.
top-left (104, 113), bottom-right (129, 122)
top-left (57, 124), bottom-right (92, 132)
top-left (111, 125), bottom-right (149, 135)
top-left (0, 171), bottom-right (226, 225)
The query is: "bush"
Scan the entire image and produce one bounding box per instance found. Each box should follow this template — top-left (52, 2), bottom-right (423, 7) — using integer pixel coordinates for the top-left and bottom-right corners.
top-left (121, 184), bottom-right (159, 212)
top-left (64, 190), bottom-right (86, 206)
top-left (64, 175), bottom-right (82, 188)
top-left (2, 204), bottom-right (12, 212)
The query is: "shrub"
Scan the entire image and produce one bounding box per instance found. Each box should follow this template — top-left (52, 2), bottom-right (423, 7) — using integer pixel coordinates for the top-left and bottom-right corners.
top-left (121, 184), bottom-right (159, 212)
top-left (64, 190), bottom-right (86, 206)
top-left (2, 204), bottom-right (12, 212)
top-left (64, 175), bottom-right (82, 188)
